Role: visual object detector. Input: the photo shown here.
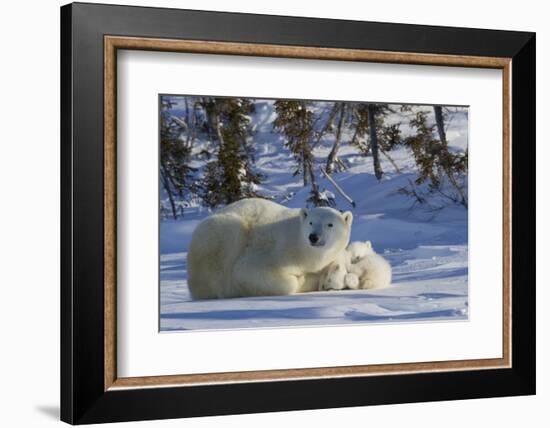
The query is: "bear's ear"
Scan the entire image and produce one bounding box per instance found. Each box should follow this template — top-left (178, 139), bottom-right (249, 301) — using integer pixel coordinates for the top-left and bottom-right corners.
top-left (365, 240), bottom-right (372, 248)
top-left (300, 208), bottom-right (308, 219)
top-left (342, 211), bottom-right (353, 225)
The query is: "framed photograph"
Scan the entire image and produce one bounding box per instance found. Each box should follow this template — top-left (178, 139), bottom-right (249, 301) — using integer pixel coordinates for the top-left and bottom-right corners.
top-left (61, 2), bottom-right (535, 424)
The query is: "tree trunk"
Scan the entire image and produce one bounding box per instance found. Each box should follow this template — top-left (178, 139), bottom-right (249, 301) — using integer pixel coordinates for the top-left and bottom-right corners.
top-left (368, 104), bottom-right (383, 180)
top-left (313, 102), bottom-right (339, 148)
top-left (434, 106), bottom-right (467, 207)
top-left (434, 105), bottom-right (447, 148)
top-left (325, 103), bottom-right (346, 174)
top-left (203, 98), bottom-right (224, 148)
top-left (185, 102), bottom-right (198, 151)
top-left (300, 109), bottom-right (311, 186)
top-left (160, 164), bottom-right (178, 220)
top-left (308, 163), bottom-right (319, 202)
top-left (212, 111), bottom-right (225, 148)
top-left (308, 163), bottom-right (317, 189)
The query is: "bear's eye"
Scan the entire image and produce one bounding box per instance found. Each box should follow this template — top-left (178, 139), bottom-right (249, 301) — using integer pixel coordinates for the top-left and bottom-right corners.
top-left (309, 222), bottom-right (313, 226)
top-left (328, 223), bottom-right (333, 228)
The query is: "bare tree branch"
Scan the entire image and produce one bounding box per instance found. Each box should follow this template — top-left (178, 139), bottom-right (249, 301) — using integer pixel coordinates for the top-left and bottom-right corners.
top-left (319, 167), bottom-right (356, 208)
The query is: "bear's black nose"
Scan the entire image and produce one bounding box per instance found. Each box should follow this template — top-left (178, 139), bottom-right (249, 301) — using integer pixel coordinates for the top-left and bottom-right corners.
top-left (309, 233), bottom-right (319, 244)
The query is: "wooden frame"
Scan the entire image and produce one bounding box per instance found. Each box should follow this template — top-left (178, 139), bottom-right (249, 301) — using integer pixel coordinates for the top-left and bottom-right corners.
top-left (104, 35), bottom-right (512, 390)
top-left (62, 2), bottom-right (535, 424)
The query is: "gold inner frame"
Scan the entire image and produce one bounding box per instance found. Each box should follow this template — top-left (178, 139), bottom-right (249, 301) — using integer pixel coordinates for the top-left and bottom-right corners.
top-left (104, 35), bottom-right (512, 391)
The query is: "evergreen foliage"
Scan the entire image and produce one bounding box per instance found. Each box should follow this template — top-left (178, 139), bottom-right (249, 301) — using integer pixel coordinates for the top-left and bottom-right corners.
top-left (159, 95), bottom-right (468, 215)
top-left (324, 102), bottom-right (350, 174)
top-left (349, 103), bottom-right (401, 180)
top-left (401, 107), bottom-right (468, 207)
top-left (159, 100), bottom-right (197, 219)
top-left (200, 97), bottom-right (264, 208)
top-left (272, 100), bottom-right (326, 206)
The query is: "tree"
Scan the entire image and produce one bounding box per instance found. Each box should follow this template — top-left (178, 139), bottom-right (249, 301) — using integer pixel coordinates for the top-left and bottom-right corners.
top-left (402, 107), bottom-right (468, 207)
top-left (200, 97), bottom-right (263, 208)
top-left (159, 98), bottom-right (197, 219)
top-left (273, 100), bottom-right (325, 205)
top-left (325, 102), bottom-right (349, 174)
top-left (367, 104), bottom-right (383, 180)
top-left (433, 106), bottom-right (468, 206)
top-left (349, 103), bottom-right (399, 180)
top-left (273, 100), bottom-right (315, 185)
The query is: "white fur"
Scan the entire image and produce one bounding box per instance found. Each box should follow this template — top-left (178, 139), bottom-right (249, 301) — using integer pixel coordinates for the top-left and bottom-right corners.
top-left (187, 198), bottom-right (353, 299)
top-left (319, 240), bottom-right (392, 291)
top-left (344, 273), bottom-right (360, 289)
top-left (318, 252), bottom-right (352, 291)
top-left (347, 241), bottom-right (392, 290)
top-left (347, 240), bottom-right (373, 263)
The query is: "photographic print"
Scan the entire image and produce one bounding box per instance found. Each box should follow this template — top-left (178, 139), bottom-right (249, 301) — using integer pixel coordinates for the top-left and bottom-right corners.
top-left (62, 7), bottom-right (534, 421)
top-left (159, 95), bottom-right (469, 332)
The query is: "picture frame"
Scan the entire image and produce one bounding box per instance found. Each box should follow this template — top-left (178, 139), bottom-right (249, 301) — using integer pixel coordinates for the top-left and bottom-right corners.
top-left (60, 2), bottom-right (535, 424)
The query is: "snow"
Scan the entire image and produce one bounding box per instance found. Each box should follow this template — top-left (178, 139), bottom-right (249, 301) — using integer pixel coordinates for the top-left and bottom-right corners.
top-left (159, 98), bottom-right (468, 331)
top-left (160, 245), bottom-right (467, 331)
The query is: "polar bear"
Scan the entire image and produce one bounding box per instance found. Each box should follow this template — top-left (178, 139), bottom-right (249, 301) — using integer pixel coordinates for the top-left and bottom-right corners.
top-left (187, 198), bottom-right (353, 299)
top-left (318, 241), bottom-right (392, 291)
top-left (318, 252), bottom-right (359, 291)
top-left (347, 241), bottom-right (392, 290)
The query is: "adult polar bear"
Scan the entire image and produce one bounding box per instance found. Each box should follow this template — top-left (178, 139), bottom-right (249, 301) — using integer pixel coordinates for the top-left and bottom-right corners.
top-left (187, 198), bottom-right (353, 299)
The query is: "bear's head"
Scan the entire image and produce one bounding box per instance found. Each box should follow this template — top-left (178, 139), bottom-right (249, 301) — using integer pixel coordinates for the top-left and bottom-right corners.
top-left (300, 207), bottom-right (353, 255)
top-left (347, 240), bottom-right (374, 263)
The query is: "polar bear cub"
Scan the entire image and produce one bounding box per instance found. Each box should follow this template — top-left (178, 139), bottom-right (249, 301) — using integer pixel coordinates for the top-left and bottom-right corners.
top-left (318, 252), bottom-right (359, 291)
top-left (347, 241), bottom-right (392, 290)
top-left (319, 241), bottom-right (392, 291)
